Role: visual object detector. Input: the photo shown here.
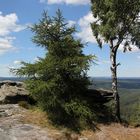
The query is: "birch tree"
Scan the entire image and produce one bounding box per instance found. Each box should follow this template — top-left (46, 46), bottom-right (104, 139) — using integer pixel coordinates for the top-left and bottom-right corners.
top-left (90, 0), bottom-right (140, 121)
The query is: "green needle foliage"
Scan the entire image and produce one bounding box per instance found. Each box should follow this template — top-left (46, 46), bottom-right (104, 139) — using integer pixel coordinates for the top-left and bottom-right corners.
top-left (13, 10), bottom-right (95, 130)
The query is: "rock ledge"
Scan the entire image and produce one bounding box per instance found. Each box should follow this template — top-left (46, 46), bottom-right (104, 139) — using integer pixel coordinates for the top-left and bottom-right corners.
top-left (0, 81), bottom-right (29, 104)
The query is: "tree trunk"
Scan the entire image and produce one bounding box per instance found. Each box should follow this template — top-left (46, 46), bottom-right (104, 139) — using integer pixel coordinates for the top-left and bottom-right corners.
top-left (110, 47), bottom-right (121, 122)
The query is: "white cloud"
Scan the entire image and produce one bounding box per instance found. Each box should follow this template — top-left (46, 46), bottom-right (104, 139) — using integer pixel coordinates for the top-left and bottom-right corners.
top-left (0, 12), bottom-right (25, 36)
top-left (40, 0), bottom-right (90, 5)
top-left (118, 43), bottom-right (140, 52)
top-left (34, 57), bottom-right (40, 62)
top-left (67, 20), bottom-right (76, 27)
top-left (76, 12), bottom-right (97, 43)
top-left (0, 12), bottom-right (26, 55)
top-left (137, 56), bottom-right (140, 59)
top-left (0, 37), bottom-right (16, 54)
top-left (13, 60), bottom-right (21, 65)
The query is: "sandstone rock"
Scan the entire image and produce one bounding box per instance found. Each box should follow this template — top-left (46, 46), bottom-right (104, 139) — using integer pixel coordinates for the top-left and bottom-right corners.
top-left (0, 80), bottom-right (113, 105)
top-left (0, 81), bottom-right (29, 104)
top-left (0, 104), bottom-right (52, 140)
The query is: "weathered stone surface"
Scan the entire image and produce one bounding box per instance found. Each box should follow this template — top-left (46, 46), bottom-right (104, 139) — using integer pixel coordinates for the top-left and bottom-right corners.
top-left (0, 81), bottom-right (29, 104)
top-left (0, 80), bottom-right (113, 104)
top-left (0, 104), bottom-right (52, 140)
top-left (0, 80), bottom-right (23, 87)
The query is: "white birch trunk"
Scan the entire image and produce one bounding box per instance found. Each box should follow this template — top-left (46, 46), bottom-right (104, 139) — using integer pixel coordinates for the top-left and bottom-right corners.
top-left (110, 47), bottom-right (121, 121)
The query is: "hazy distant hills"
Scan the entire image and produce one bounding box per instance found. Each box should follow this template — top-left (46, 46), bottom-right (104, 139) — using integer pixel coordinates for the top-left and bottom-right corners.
top-left (90, 77), bottom-right (140, 89)
top-left (0, 77), bottom-right (26, 82)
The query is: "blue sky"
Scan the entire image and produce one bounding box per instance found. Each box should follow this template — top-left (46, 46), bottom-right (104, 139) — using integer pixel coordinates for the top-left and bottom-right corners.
top-left (0, 0), bottom-right (140, 77)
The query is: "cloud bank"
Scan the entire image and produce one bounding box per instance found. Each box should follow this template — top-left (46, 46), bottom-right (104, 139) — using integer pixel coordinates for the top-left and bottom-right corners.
top-left (40, 0), bottom-right (90, 5)
top-left (0, 12), bottom-right (26, 54)
top-left (76, 12), bottom-right (98, 43)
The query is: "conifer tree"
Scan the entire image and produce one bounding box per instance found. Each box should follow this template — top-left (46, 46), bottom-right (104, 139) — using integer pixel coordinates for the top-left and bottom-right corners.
top-left (90, 0), bottom-right (140, 121)
top-left (13, 10), bottom-right (94, 129)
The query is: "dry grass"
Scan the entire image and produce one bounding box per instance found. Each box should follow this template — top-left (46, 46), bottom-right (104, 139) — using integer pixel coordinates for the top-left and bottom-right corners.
top-left (81, 123), bottom-right (140, 140)
top-left (20, 108), bottom-right (140, 140)
top-left (21, 108), bottom-right (50, 128)
top-left (20, 108), bottom-right (94, 139)
top-left (20, 108), bottom-right (84, 139)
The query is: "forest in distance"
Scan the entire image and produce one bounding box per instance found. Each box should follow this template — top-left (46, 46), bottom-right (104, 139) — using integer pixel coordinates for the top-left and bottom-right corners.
top-left (90, 77), bottom-right (140, 89)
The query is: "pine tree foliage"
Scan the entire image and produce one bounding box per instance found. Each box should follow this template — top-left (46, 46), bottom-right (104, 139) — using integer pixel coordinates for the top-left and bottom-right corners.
top-left (13, 10), bottom-right (95, 129)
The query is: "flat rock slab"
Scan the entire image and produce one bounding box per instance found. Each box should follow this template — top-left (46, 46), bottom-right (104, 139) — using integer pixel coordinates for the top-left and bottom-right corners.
top-left (0, 104), bottom-right (52, 140)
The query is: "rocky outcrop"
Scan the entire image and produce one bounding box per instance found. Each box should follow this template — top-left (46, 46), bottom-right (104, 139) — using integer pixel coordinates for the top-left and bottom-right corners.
top-left (86, 89), bottom-right (114, 103)
top-left (0, 81), bottom-right (30, 104)
top-left (0, 80), bottom-right (113, 104)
